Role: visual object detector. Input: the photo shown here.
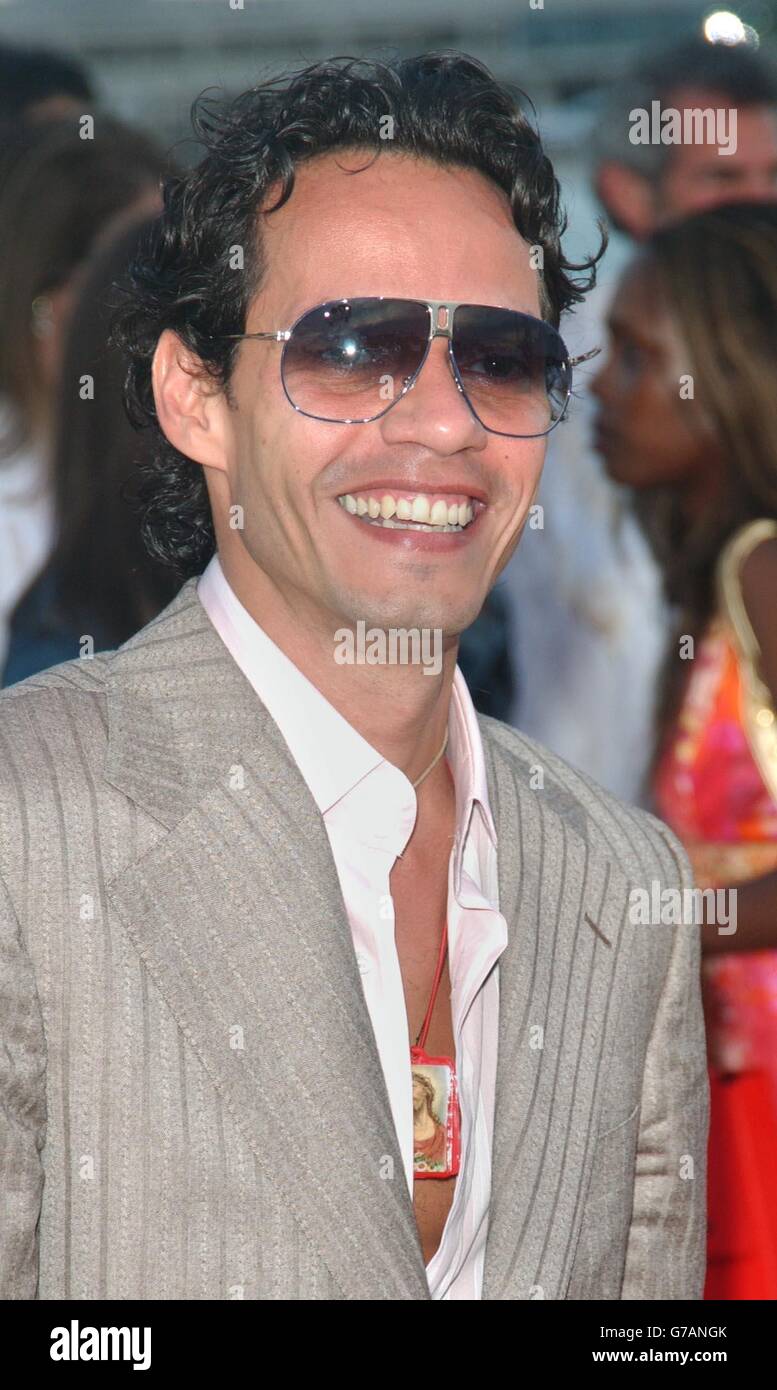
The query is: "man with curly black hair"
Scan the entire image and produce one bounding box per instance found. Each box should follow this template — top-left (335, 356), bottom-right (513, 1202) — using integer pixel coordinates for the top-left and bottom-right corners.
top-left (0, 53), bottom-right (708, 1301)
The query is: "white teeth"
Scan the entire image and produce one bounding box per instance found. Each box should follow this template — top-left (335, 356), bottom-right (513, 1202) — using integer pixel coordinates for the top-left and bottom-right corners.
top-left (370, 516), bottom-right (463, 532)
top-left (337, 492), bottom-right (480, 530)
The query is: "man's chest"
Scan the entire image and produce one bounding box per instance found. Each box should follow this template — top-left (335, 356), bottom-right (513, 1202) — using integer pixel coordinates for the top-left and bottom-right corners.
top-left (391, 858), bottom-right (458, 1268)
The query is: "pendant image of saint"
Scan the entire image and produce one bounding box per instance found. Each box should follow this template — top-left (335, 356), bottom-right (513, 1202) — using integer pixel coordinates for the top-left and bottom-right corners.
top-left (412, 1067), bottom-right (449, 1173)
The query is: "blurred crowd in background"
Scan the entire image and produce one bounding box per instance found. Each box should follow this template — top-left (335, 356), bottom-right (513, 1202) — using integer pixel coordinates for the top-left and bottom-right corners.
top-left (2, 16), bottom-right (777, 1298)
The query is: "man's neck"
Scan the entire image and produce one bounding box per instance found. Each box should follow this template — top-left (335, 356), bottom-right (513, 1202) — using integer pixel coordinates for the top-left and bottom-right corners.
top-left (216, 546), bottom-right (458, 788)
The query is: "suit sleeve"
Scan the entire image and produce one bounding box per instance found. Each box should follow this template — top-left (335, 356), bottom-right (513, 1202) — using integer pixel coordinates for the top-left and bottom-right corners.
top-left (0, 871), bottom-right (47, 1298)
top-left (620, 826), bottom-right (710, 1299)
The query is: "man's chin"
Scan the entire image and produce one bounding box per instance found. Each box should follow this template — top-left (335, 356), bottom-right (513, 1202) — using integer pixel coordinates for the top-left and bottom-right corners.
top-left (334, 615), bottom-right (475, 650)
top-left (330, 592), bottom-right (482, 641)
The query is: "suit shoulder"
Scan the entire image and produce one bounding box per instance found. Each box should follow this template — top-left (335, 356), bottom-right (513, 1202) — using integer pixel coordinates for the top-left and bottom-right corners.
top-left (0, 577), bottom-right (199, 739)
top-left (0, 653), bottom-right (115, 795)
top-left (0, 648), bottom-right (114, 717)
top-left (478, 713), bottom-right (689, 885)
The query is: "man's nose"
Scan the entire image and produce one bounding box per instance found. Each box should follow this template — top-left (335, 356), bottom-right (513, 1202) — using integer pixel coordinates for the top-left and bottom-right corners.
top-left (379, 335), bottom-right (487, 449)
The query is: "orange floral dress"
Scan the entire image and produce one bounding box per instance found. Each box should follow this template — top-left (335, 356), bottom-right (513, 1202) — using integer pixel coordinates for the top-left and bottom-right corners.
top-left (653, 518), bottom-right (777, 1300)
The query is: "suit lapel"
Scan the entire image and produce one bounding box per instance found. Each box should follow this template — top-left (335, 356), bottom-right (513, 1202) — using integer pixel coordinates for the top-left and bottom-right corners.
top-left (103, 580), bottom-right (430, 1300)
top-left (480, 736), bottom-right (636, 1300)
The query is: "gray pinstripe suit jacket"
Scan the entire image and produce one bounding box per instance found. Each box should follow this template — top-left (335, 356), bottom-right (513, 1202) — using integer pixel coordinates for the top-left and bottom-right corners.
top-left (0, 577), bottom-right (708, 1300)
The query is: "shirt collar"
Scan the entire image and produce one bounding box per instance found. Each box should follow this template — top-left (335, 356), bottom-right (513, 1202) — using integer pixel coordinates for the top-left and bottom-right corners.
top-left (449, 663), bottom-right (498, 857)
top-left (197, 554), bottom-right (385, 815)
top-left (196, 553), bottom-right (498, 865)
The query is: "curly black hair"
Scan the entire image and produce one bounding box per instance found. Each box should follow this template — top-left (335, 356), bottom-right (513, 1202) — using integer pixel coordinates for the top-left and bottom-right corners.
top-left (112, 51), bottom-right (606, 578)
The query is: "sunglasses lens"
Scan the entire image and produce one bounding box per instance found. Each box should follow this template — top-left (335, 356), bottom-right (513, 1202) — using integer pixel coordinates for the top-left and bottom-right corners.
top-left (452, 306), bottom-right (571, 436)
top-left (282, 298), bottom-right (429, 421)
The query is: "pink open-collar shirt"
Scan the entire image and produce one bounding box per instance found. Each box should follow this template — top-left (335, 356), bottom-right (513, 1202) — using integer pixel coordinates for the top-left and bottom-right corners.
top-left (198, 554), bottom-right (509, 1299)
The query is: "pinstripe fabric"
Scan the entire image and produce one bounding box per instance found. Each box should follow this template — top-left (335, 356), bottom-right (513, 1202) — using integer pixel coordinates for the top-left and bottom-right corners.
top-left (0, 578), bottom-right (709, 1300)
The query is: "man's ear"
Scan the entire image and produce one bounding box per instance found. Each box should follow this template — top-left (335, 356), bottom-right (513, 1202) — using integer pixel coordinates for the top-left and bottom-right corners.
top-left (152, 328), bottom-right (230, 470)
top-left (595, 162), bottom-right (657, 241)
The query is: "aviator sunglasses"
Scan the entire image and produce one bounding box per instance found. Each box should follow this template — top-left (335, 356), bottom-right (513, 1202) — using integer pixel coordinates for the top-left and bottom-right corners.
top-left (217, 297), bottom-right (600, 439)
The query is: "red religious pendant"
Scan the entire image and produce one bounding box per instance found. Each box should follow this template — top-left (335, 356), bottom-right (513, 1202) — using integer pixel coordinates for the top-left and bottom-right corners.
top-left (411, 1044), bottom-right (461, 1179)
top-left (410, 918), bottom-right (461, 1180)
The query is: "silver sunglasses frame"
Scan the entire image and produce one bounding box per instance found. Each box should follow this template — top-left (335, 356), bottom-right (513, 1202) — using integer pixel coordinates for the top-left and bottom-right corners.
top-left (218, 296), bottom-right (601, 438)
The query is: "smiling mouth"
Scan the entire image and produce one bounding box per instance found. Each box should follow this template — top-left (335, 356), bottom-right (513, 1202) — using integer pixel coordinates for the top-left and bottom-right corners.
top-left (336, 489), bottom-right (482, 533)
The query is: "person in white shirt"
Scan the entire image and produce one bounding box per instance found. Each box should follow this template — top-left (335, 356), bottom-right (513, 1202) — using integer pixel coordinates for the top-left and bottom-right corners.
top-left (0, 54), bottom-right (708, 1304)
top-left (105, 49), bottom-right (705, 1298)
top-left (139, 64), bottom-right (597, 1291)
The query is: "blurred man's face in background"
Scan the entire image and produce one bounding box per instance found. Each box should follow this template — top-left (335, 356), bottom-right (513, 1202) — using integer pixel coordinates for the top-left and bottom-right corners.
top-left (597, 86), bottom-right (777, 238)
top-left (658, 87), bottom-right (777, 219)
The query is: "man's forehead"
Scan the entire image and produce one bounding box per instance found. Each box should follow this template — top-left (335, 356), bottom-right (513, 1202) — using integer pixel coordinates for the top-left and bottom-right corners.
top-left (254, 149), bottom-right (537, 315)
top-left (260, 147), bottom-right (514, 221)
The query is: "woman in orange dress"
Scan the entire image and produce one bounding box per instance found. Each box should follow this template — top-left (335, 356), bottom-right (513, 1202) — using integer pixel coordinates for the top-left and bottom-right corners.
top-left (592, 202), bottom-right (777, 1299)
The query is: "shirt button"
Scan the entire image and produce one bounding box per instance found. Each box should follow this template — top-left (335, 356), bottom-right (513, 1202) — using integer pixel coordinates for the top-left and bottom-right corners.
top-left (355, 952), bottom-right (370, 975)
